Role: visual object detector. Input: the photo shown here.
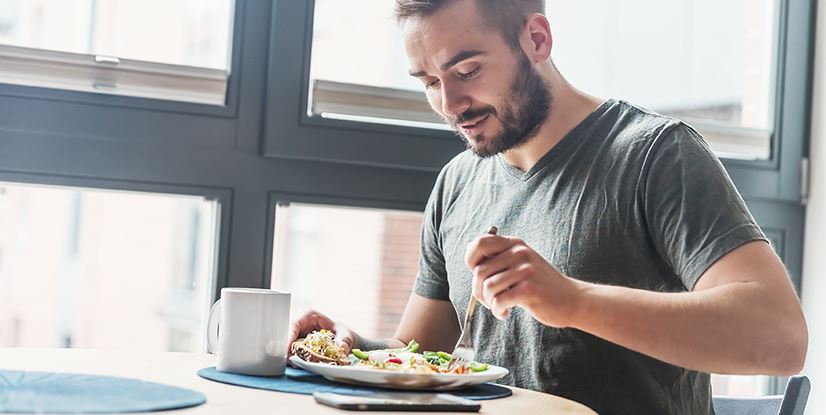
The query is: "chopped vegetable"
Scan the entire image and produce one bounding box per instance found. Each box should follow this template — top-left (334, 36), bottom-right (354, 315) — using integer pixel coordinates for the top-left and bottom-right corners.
top-left (425, 355), bottom-right (441, 365)
top-left (436, 351), bottom-right (452, 361)
top-left (386, 357), bottom-right (403, 364)
top-left (351, 349), bottom-right (369, 360)
top-left (469, 362), bottom-right (489, 372)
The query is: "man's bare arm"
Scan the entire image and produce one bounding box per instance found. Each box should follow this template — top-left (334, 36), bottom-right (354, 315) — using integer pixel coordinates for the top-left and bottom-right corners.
top-left (570, 241), bottom-right (808, 374)
top-left (348, 293), bottom-right (460, 351)
top-left (470, 235), bottom-right (808, 375)
top-left (391, 293), bottom-right (461, 352)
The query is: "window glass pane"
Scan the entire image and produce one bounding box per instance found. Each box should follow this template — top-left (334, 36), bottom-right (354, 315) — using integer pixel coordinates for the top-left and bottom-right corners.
top-left (309, 0), bottom-right (444, 129)
top-left (309, 0), bottom-right (776, 159)
top-left (547, 0), bottom-right (777, 159)
top-left (0, 0), bottom-right (233, 70)
top-left (271, 203), bottom-right (422, 339)
top-left (711, 374), bottom-right (771, 396)
top-left (311, 0), bottom-right (417, 92)
top-left (0, 183), bottom-right (220, 352)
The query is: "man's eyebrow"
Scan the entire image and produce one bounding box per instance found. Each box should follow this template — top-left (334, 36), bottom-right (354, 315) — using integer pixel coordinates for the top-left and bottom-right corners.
top-left (409, 69), bottom-right (428, 78)
top-left (408, 49), bottom-right (487, 78)
top-left (440, 49), bottom-right (485, 71)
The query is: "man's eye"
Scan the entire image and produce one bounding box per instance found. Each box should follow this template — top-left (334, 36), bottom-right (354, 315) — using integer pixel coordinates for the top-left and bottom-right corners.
top-left (458, 67), bottom-right (480, 79)
top-left (425, 79), bottom-right (441, 89)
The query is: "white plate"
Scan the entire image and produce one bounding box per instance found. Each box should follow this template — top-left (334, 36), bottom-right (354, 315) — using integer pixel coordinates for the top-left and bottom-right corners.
top-left (288, 355), bottom-right (508, 391)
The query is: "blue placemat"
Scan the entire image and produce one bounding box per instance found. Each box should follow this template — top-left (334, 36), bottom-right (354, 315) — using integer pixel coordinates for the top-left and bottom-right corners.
top-left (197, 367), bottom-right (511, 400)
top-left (0, 369), bottom-right (206, 414)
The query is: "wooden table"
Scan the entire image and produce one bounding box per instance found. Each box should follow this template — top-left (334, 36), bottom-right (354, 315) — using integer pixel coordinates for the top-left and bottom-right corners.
top-left (0, 348), bottom-right (596, 414)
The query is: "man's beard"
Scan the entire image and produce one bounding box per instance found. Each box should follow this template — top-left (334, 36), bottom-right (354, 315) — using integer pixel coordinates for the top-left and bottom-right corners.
top-left (447, 53), bottom-right (552, 158)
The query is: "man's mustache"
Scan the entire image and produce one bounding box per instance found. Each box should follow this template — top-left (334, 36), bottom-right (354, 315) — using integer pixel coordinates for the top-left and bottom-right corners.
top-left (448, 107), bottom-right (497, 127)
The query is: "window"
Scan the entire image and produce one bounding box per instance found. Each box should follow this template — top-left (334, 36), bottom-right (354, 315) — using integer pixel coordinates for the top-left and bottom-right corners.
top-left (0, 0), bottom-right (234, 105)
top-left (711, 375), bottom-right (772, 398)
top-left (0, 183), bottom-right (220, 352)
top-left (309, 0), bottom-right (445, 130)
top-left (546, 0), bottom-right (777, 160)
top-left (308, 0), bottom-right (777, 159)
top-left (271, 203), bottom-right (423, 338)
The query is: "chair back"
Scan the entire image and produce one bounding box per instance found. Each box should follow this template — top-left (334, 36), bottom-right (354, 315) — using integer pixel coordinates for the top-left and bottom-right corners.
top-left (712, 395), bottom-right (781, 415)
top-left (778, 376), bottom-right (810, 415)
top-left (712, 375), bottom-right (810, 415)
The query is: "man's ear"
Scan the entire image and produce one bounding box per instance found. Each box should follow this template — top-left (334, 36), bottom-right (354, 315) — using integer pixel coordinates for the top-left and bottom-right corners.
top-left (522, 13), bottom-right (553, 63)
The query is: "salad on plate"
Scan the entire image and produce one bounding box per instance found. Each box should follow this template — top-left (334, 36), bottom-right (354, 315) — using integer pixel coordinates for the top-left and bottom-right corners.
top-left (291, 329), bottom-right (490, 374)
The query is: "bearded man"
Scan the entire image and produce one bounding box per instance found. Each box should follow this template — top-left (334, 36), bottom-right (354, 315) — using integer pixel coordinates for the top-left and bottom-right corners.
top-left (289, 1), bottom-right (808, 413)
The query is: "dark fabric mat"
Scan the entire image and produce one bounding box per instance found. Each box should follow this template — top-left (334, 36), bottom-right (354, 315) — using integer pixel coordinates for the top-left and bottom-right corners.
top-left (0, 369), bottom-right (206, 413)
top-left (197, 366), bottom-right (512, 400)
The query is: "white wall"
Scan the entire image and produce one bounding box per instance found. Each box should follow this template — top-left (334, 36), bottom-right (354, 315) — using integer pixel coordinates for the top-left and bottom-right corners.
top-left (801, 1), bottom-right (825, 412)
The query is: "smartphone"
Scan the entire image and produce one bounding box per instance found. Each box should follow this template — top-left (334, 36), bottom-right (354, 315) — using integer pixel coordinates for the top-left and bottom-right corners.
top-left (312, 391), bottom-right (482, 412)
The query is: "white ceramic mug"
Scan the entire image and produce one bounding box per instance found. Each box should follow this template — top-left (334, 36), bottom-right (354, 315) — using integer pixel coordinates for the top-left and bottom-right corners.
top-left (206, 288), bottom-right (291, 376)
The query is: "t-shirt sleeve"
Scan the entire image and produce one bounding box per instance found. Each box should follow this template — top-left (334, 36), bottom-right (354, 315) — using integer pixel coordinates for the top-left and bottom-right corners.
top-left (642, 124), bottom-right (767, 290)
top-left (413, 169), bottom-right (451, 301)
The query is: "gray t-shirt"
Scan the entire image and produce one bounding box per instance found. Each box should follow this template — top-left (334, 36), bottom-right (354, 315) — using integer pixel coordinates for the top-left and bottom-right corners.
top-left (414, 99), bottom-right (766, 415)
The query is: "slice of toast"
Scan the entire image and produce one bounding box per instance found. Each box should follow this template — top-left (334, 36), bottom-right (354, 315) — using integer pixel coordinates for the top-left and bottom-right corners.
top-left (291, 339), bottom-right (351, 366)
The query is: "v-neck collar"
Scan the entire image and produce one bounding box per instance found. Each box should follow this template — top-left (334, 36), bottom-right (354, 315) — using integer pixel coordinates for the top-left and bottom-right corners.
top-left (497, 99), bottom-right (615, 181)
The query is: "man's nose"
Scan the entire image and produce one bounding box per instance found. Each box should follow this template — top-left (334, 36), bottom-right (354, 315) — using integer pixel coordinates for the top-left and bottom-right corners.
top-left (440, 82), bottom-right (471, 118)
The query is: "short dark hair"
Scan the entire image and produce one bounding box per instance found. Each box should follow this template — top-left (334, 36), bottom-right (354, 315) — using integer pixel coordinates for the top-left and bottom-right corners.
top-left (394, 0), bottom-right (546, 50)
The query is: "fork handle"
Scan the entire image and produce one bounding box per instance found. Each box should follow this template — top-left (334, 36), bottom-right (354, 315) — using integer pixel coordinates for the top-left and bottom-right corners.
top-left (461, 296), bottom-right (477, 332)
top-left (460, 226), bottom-right (497, 332)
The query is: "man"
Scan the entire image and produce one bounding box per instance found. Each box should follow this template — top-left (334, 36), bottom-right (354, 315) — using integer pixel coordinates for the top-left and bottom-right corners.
top-left (288, 0), bottom-right (808, 413)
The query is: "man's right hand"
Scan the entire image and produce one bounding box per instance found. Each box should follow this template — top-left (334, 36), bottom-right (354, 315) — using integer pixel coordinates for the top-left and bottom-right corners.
top-left (288, 294), bottom-right (462, 361)
top-left (287, 309), bottom-right (358, 354)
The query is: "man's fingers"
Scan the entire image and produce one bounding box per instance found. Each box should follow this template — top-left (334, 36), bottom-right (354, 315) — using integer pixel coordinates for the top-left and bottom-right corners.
top-left (333, 324), bottom-right (355, 354)
top-left (465, 234), bottom-right (522, 269)
top-left (491, 281), bottom-right (529, 320)
top-left (287, 324), bottom-right (300, 347)
top-left (472, 253), bottom-right (514, 307)
top-left (473, 250), bottom-right (515, 280)
top-left (480, 265), bottom-right (529, 307)
top-left (286, 316), bottom-right (310, 346)
top-left (287, 310), bottom-right (335, 348)
top-left (470, 241), bottom-right (533, 308)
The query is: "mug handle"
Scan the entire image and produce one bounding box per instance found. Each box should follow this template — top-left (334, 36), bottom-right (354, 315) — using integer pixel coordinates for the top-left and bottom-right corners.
top-left (206, 298), bottom-right (223, 354)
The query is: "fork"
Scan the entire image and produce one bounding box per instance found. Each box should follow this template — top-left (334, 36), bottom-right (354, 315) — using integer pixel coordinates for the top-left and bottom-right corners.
top-left (450, 226), bottom-right (498, 369)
